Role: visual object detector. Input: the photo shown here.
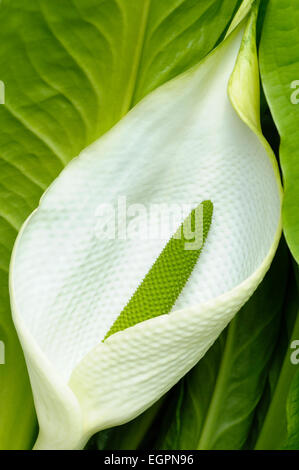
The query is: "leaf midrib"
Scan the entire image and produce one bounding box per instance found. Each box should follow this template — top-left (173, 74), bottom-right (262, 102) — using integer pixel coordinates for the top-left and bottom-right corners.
top-left (119, 0), bottom-right (151, 117)
top-left (196, 320), bottom-right (237, 450)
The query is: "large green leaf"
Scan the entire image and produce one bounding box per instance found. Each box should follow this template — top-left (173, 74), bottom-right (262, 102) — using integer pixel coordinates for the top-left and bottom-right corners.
top-left (260, 0), bottom-right (299, 264)
top-left (285, 369), bottom-right (299, 449)
top-left (244, 263), bottom-right (295, 449)
top-left (253, 265), bottom-right (299, 450)
top-left (259, 0), bottom-right (299, 444)
top-left (0, 0), bottom-right (241, 449)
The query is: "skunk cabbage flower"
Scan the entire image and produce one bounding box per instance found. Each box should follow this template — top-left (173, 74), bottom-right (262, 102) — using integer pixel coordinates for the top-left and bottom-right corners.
top-left (9, 4), bottom-right (282, 450)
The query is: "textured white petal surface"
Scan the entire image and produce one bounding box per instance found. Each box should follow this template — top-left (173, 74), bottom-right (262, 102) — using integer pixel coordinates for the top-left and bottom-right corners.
top-left (10, 12), bottom-right (282, 450)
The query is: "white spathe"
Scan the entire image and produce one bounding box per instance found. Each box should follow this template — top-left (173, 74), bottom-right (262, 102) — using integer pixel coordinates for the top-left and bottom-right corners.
top-left (9, 8), bottom-right (282, 450)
